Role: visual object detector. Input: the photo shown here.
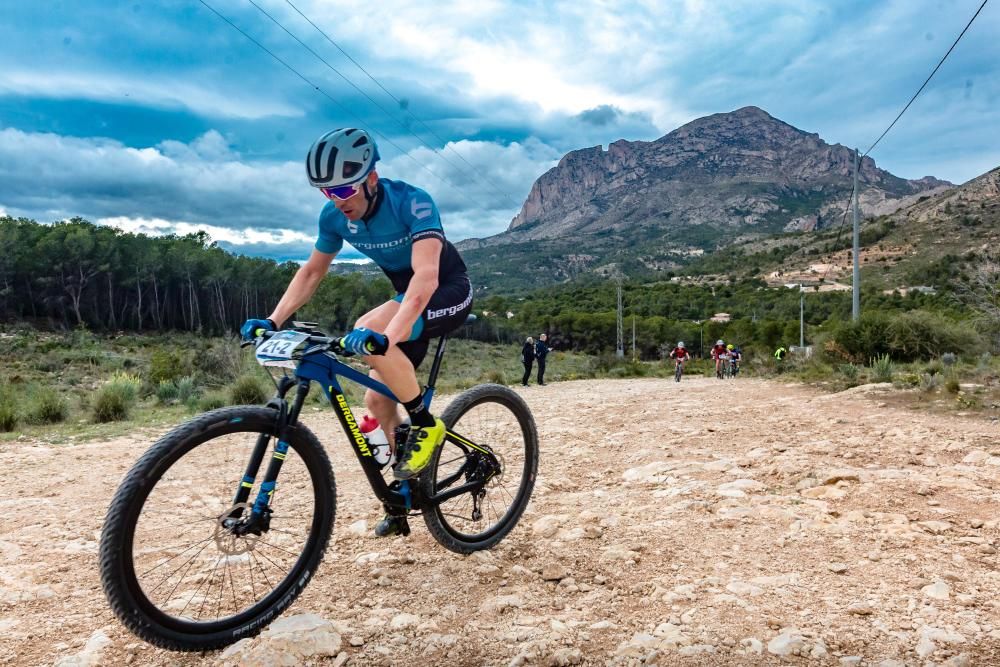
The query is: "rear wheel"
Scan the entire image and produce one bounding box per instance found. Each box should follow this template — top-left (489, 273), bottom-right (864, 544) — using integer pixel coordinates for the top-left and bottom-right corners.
top-left (99, 406), bottom-right (335, 651)
top-left (419, 384), bottom-right (538, 553)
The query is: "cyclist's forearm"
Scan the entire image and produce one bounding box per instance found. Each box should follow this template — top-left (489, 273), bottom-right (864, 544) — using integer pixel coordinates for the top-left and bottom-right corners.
top-left (268, 265), bottom-right (325, 326)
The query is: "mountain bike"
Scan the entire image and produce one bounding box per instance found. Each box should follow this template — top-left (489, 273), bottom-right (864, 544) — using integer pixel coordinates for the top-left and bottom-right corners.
top-left (673, 359), bottom-right (685, 382)
top-left (99, 320), bottom-right (538, 652)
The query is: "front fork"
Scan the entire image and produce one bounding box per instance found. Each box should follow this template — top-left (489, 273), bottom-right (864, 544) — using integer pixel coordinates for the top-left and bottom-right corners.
top-left (228, 376), bottom-right (307, 536)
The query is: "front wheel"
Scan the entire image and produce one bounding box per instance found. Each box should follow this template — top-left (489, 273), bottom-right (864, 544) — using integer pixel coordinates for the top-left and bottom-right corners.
top-left (419, 384), bottom-right (538, 553)
top-left (99, 406), bottom-right (336, 651)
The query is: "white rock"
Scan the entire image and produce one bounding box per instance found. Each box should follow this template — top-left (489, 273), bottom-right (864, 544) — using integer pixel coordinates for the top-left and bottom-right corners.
top-left (389, 613), bottom-right (420, 630)
top-left (922, 581), bottom-right (951, 601)
top-left (653, 622), bottom-right (690, 647)
top-left (54, 629), bottom-right (111, 667)
top-left (589, 620), bottom-right (615, 630)
top-left (717, 479), bottom-right (765, 498)
top-left (727, 580), bottom-right (764, 597)
top-left (741, 637), bottom-right (764, 654)
top-left (481, 595), bottom-right (524, 614)
top-left (767, 629), bottom-right (805, 656)
top-left (546, 647), bottom-right (582, 666)
top-left (532, 515), bottom-right (563, 538)
top-left (943, 654), bottom-right (971, 667)
top-left (347, 519), bottom-right (367, 536)
top-left (222, 614), bottom-right (342, 667)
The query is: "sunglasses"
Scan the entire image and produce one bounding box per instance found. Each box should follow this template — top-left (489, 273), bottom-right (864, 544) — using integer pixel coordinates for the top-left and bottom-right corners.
top-left (320, 183), bottom-right (362, 201)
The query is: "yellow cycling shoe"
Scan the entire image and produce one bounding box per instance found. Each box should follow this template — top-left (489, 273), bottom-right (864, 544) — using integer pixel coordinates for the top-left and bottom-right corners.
top-left (393, 418), bottom-right (445, 480)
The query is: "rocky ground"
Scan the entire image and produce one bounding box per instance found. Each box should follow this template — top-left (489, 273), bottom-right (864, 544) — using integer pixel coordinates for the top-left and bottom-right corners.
top-left (2, 377), bottom-right (1000, 666)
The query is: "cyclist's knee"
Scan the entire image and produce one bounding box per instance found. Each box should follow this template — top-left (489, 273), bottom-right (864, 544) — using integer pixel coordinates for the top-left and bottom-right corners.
top-left (365, 388), bottom-right (394, 413)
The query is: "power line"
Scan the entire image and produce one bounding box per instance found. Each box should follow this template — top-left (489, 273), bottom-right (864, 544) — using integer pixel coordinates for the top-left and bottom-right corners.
top-left (283, 0), bottom-right (516, 205)
top-left (245, 0), bottom-right (514, 206)
top-left (195, 0), bottom-right (483, 211)
top-left (863, 0), bottom-right (989, 157)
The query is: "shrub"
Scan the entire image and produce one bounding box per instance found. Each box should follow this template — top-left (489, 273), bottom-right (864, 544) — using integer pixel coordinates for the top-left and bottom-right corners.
top-left (920, 373), bottom-right (941, 393)
top-left (839, 363), bottom-right (860, 384)
top-left (26, 386), bottom-right (69, 424)
top-left (176, 376), bottom-right (199, 403)
top-left (870, 354), bottom-right (895, 383)
top-left (230, 375), bottom-right (268, 405)
top-left (886, 311), bottom-right (980, 362)
top-left (486, 369), bottom-right (508, 384)
top-left (0, 399), bottom-right (18, 432)
top-left (194, 338), bottom-right (248, 384)
top-left (156, 380), bottom-right (179, 404)
top-left (92, 372), bottom-right (141, 423)
top-left (197, 391), bottom-right (228, 412)
top-left (149, 349), bottom-right (185, 385)
top-left (945, 378), bottom-right (961, 394)
top-left (834, 312), bottom-right (892, 362)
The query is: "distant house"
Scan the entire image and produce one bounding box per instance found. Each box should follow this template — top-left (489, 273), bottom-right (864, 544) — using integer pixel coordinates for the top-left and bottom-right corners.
top-left (506, 311), bottom-right (515, 319)
top-left (710, 313), bottom-right (731, 323)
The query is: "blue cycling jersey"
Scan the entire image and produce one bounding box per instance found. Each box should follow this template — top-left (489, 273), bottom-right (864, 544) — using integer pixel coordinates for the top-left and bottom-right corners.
top-left (315, 178), bottom-right (466, 293)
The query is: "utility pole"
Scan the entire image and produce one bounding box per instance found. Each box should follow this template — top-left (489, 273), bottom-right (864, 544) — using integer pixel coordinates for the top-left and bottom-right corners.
top-left (800, 289), bottom-right (805, 349)
top-left (631, 316), bottom-right (636, 362)
top-left (615, 278), bottom-right (624, 358)
top-left (852, 147), bottom-right (861, 321)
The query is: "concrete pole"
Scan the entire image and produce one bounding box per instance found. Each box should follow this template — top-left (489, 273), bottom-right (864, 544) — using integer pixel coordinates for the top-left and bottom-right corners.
top-left (800, 291), bottom-right (805, 349)
top-left (852, 148), bottom-right (861, 321)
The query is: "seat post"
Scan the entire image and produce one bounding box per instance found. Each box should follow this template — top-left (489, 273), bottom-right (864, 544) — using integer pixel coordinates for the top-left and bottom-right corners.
top-left (425, 335), bottom-right (448, 392)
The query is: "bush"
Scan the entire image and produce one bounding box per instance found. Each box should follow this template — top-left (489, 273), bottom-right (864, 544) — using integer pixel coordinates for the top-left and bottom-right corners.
top-left (197, 391), bottom-right (228, 412)
top-left (149, 349), bottom-right (186, 385)
top-left (870, 354), bottom-right (895, 383)
top-left (26, 386), bottom-right (69, 424)
top-left (230, 375), bottom-right (268, 405)
top-left (156, 380), bottom-right (179, 404)
top-left (176, 376), bottom-right (199, 403)
top-left (194, 338), bottom-right (248, 384)
top-left (486, 369), bottom-right (508, 384)
top-left (0, 395), bottom-right (18, 432)
top-left (886, 311), bottom-right (980, 362)
top-left (834, 312), bottom-right (892, 362)
top-left (92, 372), bottom-right (141, 423)
top-left (945, 377), bottom-right (961, 394)
top-left (920, 373), bottom-right (941, 393)
top-left (839, 363), bottom-right (860, 384)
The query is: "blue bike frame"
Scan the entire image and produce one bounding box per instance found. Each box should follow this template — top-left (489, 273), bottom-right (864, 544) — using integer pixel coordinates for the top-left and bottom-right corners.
top-left (230, 331), bottom-right (484, 526)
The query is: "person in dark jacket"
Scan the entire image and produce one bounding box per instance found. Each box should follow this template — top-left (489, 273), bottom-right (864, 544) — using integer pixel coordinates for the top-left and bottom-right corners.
top-left (535, 333), bottom-right (550, 385)
top-left (520, 336), bottom-right (535, 386)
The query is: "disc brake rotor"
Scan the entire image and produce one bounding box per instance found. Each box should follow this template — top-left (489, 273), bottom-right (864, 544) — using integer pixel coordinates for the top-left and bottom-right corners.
top-left (213, 503), bottom-right (259, 555)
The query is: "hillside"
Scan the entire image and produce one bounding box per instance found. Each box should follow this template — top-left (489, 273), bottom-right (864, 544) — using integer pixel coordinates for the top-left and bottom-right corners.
top-left (457, 107), bottom-right (952, 291)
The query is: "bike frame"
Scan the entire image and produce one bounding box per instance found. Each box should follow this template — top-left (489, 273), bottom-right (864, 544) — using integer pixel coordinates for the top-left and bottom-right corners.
top-left (230, 333), bottom-right (493, 526)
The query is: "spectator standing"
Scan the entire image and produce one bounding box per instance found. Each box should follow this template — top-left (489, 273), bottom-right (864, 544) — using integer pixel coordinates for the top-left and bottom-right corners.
top-left (520, 336), bottom-right (535, 386)
top-left (535, 334), bottom-right (550, 385)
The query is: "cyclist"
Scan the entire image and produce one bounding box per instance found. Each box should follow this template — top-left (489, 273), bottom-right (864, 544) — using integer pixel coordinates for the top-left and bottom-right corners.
top-left (241, 128), bottom-right (473, 536)
top-left (668, 341), bottom-right (690, 381)
top-left (710, 339), bottom-right (728, 378)
top-left (727, 344), bottom-right (742, 376)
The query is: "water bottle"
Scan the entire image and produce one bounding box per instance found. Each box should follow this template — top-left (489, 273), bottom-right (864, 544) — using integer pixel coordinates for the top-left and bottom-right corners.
top-left (359, 415), bottom-right (392, 468)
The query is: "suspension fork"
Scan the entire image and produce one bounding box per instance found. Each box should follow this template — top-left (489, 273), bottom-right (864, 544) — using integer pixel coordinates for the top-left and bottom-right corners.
top-left (229, 377), bottom-right (309, 526)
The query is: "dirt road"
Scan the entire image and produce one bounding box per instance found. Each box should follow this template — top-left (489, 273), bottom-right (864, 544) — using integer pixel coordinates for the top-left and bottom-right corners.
top-left (3, 377), bottom-right (1000, 666)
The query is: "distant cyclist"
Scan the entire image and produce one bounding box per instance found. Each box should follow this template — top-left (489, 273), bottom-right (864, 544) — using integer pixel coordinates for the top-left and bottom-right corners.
top-left (711, 339), bottom-right (728, 378)
top-left (668, 341), bottom-right (690, 381)
top-left (727, 344), bottom-right (742, 376)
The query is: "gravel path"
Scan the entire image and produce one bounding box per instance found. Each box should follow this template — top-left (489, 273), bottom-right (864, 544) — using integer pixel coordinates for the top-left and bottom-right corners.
top-left (3, 377), bottom-right (999, 666)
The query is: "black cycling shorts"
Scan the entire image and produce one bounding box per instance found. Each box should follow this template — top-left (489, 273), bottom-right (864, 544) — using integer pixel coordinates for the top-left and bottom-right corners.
top-left (394, 274), bottom-right (473, 369)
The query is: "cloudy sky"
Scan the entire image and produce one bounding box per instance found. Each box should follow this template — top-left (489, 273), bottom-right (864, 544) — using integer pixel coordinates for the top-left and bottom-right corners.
top-left (1, 0), bottom-right (997, 262)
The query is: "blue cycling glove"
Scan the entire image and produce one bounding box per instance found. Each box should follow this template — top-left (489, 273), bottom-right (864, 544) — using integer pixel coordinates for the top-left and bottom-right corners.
top-left (340, 327), bottom-right (389, 356)
top-left (240, 318), bottom-right (276, 341)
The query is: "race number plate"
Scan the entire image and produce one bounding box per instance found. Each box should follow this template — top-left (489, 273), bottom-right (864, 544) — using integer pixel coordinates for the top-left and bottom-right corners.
top-left (255, 331), bottom-right (310, 368)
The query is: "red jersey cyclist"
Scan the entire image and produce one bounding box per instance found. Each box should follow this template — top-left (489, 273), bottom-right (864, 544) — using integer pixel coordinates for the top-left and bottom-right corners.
top-left (668, 341), bottom-right (691, 381)
top-left (711, 339), bottom-right (728, 378)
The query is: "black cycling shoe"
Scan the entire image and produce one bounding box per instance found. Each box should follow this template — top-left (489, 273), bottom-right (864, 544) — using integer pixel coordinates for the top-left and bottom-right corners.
top-left (374, 514), bottom-right (411, 537)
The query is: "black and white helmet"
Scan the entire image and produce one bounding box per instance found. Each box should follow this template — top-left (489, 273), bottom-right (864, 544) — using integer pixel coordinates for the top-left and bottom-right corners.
top-left (305, 128), bottom-right (380, 188)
